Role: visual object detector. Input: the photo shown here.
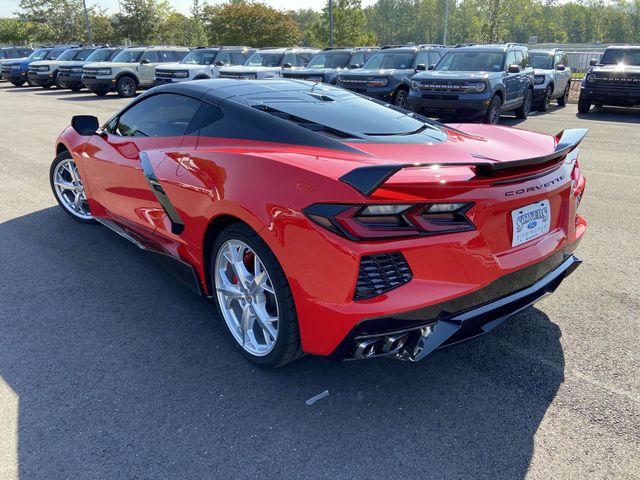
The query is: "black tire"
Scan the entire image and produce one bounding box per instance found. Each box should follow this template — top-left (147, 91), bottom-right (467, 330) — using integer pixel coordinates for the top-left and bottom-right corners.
top-left (116, 76), bottom-right (137, 98)
top-left (49, 150), bottom-right (96, 224)
top-left (11, 79), bottom-right (25, 87)
top-left (483, 94), bottom-right (502, 124)
top-left (26, 76), bottom-right (36, 87)
top-left (393, 89), bottom-right (408, 108)
top-left (578, 97), bottom-right (591, 114)
top-left (93, 90), bottom-right (108, 96)
top-left (53, 72), bottom-right (63, 89)
top-left (70, 86), bottom-right (82, 92)
top-left (210, 223), bottom-right (302, 368)
top-left (540, 86), bottom-right (552, 112)
top-left (557, 83), bottom-right (569, 107)
top-left (41, 83), bottom-right (51, 89)
top-left (515, 89), bottom-right (533, 119)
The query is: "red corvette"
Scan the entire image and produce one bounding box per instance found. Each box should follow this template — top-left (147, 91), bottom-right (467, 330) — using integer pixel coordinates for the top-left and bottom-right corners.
top-left (50, 79), bottom-right (587, 367)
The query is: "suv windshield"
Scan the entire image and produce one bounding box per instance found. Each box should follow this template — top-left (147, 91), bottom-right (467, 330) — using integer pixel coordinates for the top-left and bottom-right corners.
top-left (57, 48), bottom-right (94, 61)
top-left (181, 50), bottom-right (219, 65)
top-left (27, 49), bottom-right (50, 61)
top-left (531, 53), bottom-right (554, 69)
top-left (600, 49), bottom-right (640, 66)
top-left (363, 52), bottom-right (415, 70)
top-left (307, 52), bottom-right (352, 69)
top-left (45, 48), bottom-right (67, 60)
top-left (112, 49), bottom-right (144, 63)
top-left (244, 52), bottom-right (283, 67)
top-left (436, 51), bottom-right (505, 72)
top-left (85, 48), bottom-right (115, 62)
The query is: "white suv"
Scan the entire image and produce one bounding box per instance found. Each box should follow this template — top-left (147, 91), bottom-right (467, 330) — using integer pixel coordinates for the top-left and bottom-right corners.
top-left (154, 46), bottom-right (254, 85)
top-left (82, 46), bottom-right (189, 97)
top-left (219, 47), bottom-right (319, 79)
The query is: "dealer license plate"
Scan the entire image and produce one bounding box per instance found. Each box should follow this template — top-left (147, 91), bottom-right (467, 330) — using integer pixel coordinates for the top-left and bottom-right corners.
top-left (511, 200), bottom-right (551, 247)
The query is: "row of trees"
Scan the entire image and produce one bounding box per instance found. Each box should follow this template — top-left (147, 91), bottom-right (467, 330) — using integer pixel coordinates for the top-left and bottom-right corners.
top-left (2, 0), bottom-right (640, 48)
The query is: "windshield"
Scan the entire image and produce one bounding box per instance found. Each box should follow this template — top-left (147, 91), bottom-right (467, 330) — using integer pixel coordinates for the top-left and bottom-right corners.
top-left (28, 49), bottom-right (49, 61)
top-left (307, 52), bottom-right (352, 69)
top-left (85, 48), bottom-right (114, 62)
top-left (112, 49), bottom-right (144, 63)
top-left (435, 51), bottom-right (504, 72)
top-left (181, 50), bottom-right (219, 65)
top-left (45, 48), bottom-right (66, 60)
top-left (600, 49), bottom-right (640, 66)
top-left (531, 53), bottom-right (554, 69)
top-left (57, 49), bottom-right (79, 61)
top-left (363, 52), bottom-right (415, 70)
top-left (244, 52), bottom-right (283, 67)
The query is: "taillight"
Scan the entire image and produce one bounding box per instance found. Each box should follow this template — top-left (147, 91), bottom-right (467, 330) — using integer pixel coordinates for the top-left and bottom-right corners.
top-left (303, 203), bottom-right (475, 240)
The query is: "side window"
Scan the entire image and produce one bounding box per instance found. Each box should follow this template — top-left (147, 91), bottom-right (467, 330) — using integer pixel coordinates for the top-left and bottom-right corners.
top-left (414, 51), bottom-right (430, 67)
top-left (173, 50), bottom-right (188, 62)
top-left (505, 51), bottom-right (516, 69)
top-left (141, 51), bottom-right (159, 63)
top-left (157, 51), bottom-right (173, 62)
top-left (216, 52), bottom-right (233, 65)
top-left (350, 52), bottom-right (365, 67)
top-left (514, 51), bottom-right (524, 68)
top-left (115, 94), bottom-right (202, 138)
top-left (186, 103), bottom-right (225, 136)
top-left (429, 52), bottom-right (442, 66)
top-left (232, 52), bottom-right (246, 64)
top-left (282, 53), bottom-right (297, 66)
top-left (555, 53), bottom-right (564, 67)
top-left (522, 51), bottom-right (530, 67)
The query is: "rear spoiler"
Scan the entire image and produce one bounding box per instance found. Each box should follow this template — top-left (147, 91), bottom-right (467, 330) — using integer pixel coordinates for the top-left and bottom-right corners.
top-left (339, 128), bottom-right (588, 196)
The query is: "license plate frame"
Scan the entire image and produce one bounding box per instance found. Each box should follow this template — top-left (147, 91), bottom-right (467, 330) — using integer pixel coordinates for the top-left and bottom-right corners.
top-left (511, 199), bottom-right (551, 247)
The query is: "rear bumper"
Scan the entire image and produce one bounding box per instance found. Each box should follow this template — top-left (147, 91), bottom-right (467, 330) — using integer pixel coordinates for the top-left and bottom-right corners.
top-left (579, 87), bottom-right (640, 106)
top-left (331, 251), bottom-right (581, 361)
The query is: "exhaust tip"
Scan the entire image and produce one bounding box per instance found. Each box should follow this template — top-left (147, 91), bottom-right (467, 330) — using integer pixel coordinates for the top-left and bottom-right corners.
top-left (354, 338), bottom-right (380, 358)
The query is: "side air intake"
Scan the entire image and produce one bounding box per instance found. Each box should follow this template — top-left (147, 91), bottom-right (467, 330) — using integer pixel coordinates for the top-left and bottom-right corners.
top-left (354, 252), bottom-right (412, 300)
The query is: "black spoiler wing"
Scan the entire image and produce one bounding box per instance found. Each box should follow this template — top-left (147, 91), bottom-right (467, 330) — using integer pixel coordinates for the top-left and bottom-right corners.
top-left (339, 128), bottom-right (588, 196)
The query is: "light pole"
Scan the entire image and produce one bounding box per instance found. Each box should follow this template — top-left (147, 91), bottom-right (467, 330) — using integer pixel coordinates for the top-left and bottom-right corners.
top-left (82, 0), bottom-right (93, 44)
top-left (329, 0), bottom-right (334, 48)
top-left (443, 0), bottom-right (449, 45)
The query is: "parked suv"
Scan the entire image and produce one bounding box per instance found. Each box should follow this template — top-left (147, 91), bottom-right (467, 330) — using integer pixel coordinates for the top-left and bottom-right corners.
top-left (408, 44), bottom-right (535, 123)
top-left (82, 46), bottom-right (189, 97)
top-left (530, 48), bottom-right (571, 111)
top-left (334, 45), bottom-right (447, 107)
top-left (282, 47), bottom-right (378, 84)
top-left (0, 46), bottom-right (33, 80)
top-left (154, 46), bottom-right (254, 85)
top-left (28, 46), bottom-right (98, 89)
top-left (1, 46), bottom-right (69, 87)
top-left (58, 47), bottom-right (123, 91)
top-left (578, 45), bottom-right (640, 113)
top-left (218, 47), bottom-right (319, 79)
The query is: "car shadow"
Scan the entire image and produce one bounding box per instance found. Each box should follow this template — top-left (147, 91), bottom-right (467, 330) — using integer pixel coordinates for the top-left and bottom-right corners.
top-left (58, 94), bottom-right (123, 101)
top-left (0, 207), bottom-right (565, 479)
top-left (576, 106), bottom-right (640, 123)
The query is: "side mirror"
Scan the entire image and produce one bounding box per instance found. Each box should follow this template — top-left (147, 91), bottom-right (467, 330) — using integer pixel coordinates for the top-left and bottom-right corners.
top-left (282, 62), bottom-right (292, 69)
top-left (415, 64), bottom-right (426, 71)
top-left (556, 64), bottom-right (566, 71)
top-left (140, 58), bottom-right (150, 65)
top-left (348, 63), bottom-right (360, 69)
top-left (428, 64), bottom-right (436, 70)
top-left (214, 60), bottom-right (224, 67)
top-left (71, 115), bottom-right (99, 136)
top-left (508, 64), bottom-right (520, 74)
top-left (589, 59), bottom-right (597, 66)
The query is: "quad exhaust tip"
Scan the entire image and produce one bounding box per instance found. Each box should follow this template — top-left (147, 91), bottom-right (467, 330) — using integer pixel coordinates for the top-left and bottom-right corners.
top-left (352, 332), bottom-right (411, 359)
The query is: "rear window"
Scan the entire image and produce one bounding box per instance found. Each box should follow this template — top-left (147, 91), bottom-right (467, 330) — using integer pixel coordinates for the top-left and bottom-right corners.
top-left (600, 49), bottom-right (640, 66)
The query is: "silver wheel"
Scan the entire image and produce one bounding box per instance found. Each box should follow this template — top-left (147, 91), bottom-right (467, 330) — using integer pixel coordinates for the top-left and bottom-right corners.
top-left (214, 239), bottom-right (279, 356)
top-left (52, 157), bottom-right (92, 220)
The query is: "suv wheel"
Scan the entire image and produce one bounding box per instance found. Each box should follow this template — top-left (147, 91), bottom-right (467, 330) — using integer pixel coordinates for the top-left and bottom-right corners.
top-left (11, 79), bottom-right (25, 87)
top-left (578, 97), bottom-right (591, 114)
top-left (26, 76), bottom-right (36, 87)
top-left (394, 89), bottom-right (408, 108)
top-left (515, 89), bottom-right (532, 119)
top-left (53, 72), bottom-right (63, 89)
top-left (557, 83), bottom-right (570, 107)
top-left (116, 76), bottom-right (137, 98)
top-left (483, 95), bottom-right (502, 124)
top-left (540, 86), bottom-right (552, 112)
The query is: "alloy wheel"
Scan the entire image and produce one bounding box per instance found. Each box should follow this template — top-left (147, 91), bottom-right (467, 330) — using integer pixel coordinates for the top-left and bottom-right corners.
top-left (214, 239), bottom-right (279, 356)
top-left (52, 157), bottom-right (92, 220)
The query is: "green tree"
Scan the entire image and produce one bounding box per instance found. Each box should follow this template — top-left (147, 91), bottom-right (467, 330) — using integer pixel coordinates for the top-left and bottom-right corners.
top-left (18, 0), bottom-right (86, 42)
top-left (291, 8), bottom-right (322, 46)
top-left (188, 0), bottom-right (208, 47)
top-left (0, 18), bottom-right (33, 44)
top-left (116, 0), bottom-right (173, 44)
top-left (310, 0), bottom-right (376, 47)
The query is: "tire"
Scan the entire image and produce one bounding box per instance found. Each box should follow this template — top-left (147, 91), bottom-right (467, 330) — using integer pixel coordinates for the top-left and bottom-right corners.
top-left (116, 76), bottom-right (137, 98)
top-left (93, 90), bottom-right (108, 96)
top-left (393, 89), bottom-right (408, 108)
top-left (53, 72), bottom-right (63, 89)
top-left (49, 151), bottom-right (95, 224)
top-left (70, 86), bottom-right (82, 92)
top-left (578, 97), bottom-right (591, 114)
top-left (41, 83), bottom-right (51, 89)
top-left (515, 89), bottom-right (533, 119)
top-left (483, 94), bottom-right (502, 124)
top-left (11, 79), bottom-right (25, 87)
top-left (540, 86), bottom-right (552, 112)
top-left (557, 83), bottom-right (569, 107)
top-left (210, 223), bottom-right (302, 368)
top-left (26, 76), bottom-right (36, 87)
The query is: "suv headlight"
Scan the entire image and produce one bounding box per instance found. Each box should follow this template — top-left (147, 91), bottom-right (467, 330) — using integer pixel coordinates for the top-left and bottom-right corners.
top-left (70, 67), bottom-right (83, 73)
top-left (304, 75), bottom-right (323, 82)
top-left (465, 81), bottom-right (487, 93)
top-left (174, 71), bottom-right (189, 78)
top-left (410, 80), bottom-right (421, 90)
top-left (534, 75), bottom-right (546, 85)
top-left (240, 72), bottom-right (257, 79)
top-left (91, 68), bottom-right (111, 76)
top-left (586, 73), bottom-right (597, 84)
top-left (367, 77), bottom-right (388, 87)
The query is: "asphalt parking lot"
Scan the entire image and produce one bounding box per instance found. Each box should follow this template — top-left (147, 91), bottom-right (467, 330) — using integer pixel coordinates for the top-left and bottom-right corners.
top-left (0, 84), bottom-right (638, 480)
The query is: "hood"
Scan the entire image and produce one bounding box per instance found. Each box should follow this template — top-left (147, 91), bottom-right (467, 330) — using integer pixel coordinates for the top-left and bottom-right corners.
top-left (413, 70), bottom-right (492, 81)
top-left (0, 57), bottom-right (28, 65)
top-left (221, 66), bottom-right (282, 73)
top-left (287, 67), bottom-right (339, 75)
top-left (29, 60), bottom-right (59, 67)
top-left (84, 61), bottom-right (137, 69)
top-left (533, 68), bottom-right (552, 76)
top-left (156, 63), bottom-right (200, 71)
top-left (339, 68), bottom-right (412, 77)
top-left (591, 64), bottom-right (640, 74)
top-left (58, 60), bottom-right (89, 68)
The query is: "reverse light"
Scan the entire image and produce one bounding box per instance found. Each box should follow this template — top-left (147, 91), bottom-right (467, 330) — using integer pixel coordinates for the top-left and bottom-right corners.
top-left (367, 77), bottom-right (388, 87)
top-left (534, 75), bottom-right (545, 85)
top-left (303, 203), bottom-right (475, 240)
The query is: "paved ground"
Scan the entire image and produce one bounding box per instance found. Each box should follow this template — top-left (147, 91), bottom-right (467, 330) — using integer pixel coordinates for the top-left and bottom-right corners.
top-left (0, 84), bottom-right (638, 480)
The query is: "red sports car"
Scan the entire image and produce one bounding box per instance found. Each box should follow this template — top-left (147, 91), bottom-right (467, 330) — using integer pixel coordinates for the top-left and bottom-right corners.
top-left (50, 79), bottom-right (587, 367)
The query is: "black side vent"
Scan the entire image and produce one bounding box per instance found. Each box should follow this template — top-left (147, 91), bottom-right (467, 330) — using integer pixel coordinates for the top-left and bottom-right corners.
top-left (252, 105), bottom-right (353, 139)
top-left (354, 253), bottom-right (412, 300)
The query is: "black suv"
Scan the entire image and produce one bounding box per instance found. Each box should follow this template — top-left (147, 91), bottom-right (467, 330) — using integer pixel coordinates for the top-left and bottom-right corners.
top-left (282, 47), bottom-right (378, 84)
top-left (408, 44), bottom-right (535, 124)
top-left (578, 46), bottom-right (640, 113)
top-left (334, 45), bottom-right (448, 107)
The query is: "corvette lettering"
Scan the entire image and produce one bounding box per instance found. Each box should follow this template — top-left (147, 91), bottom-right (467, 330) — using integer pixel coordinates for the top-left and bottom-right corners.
top-left (505, 175), bottom-right (565, 196)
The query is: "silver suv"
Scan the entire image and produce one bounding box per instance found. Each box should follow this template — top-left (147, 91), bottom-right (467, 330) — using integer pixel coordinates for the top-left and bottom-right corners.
top-left (82, 46), bottom-right (189, 97)
top-left (154, 46), bottom-right (254, 85)
top-left (530, 49), bottom-right (572, 111)
top-left (219, 47), bottom-right (319, 79)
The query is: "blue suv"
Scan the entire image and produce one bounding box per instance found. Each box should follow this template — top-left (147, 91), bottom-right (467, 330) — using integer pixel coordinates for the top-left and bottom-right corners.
top-left (408, 44), bottom-right (535, 123)
top-left (1, 46), bottom-right (72, 87)
top-left (335, 45), bottom-right (448, 107)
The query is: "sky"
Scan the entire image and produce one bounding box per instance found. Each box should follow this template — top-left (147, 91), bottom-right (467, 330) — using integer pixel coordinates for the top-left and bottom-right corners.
top-left (1, 0), bottom-right (378, 17)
